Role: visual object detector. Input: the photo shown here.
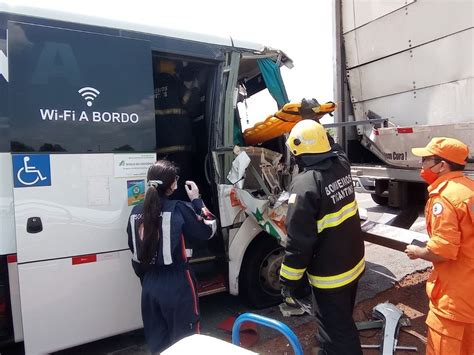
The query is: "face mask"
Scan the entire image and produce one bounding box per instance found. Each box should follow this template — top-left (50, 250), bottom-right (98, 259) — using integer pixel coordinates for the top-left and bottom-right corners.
top-left (420, 164), bottom-right (440, 185)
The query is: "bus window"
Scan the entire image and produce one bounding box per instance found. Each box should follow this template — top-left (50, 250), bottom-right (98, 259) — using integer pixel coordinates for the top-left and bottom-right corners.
top-left (8, 22), bottom-right (155, 153)
top-left (237, 89), bottom-right (278, 132)
top-left (0, 28), bottom-right (8, 153)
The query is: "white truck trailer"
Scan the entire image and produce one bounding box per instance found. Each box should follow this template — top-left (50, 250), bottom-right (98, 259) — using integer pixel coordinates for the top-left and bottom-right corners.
top-left (333, 0), bottom-right (473, 208)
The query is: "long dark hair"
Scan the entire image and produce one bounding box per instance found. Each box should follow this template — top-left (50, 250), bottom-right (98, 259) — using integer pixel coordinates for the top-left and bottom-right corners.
top-left (140, 160), bottom-right (178, 264)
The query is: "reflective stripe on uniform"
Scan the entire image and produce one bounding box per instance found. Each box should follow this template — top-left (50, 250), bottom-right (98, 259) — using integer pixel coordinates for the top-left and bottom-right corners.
top-left (155, 108), bottom-right (186, 116)
top-left (307, 257), bottom-right (365, 289)
top-left (317, 200), bottom-right (358, 233)
top-left (203, 218), bottom-right (217, 238)
top-left (280, 264), bottom-right (306, 281)
top-left (162, 212), bottom-right (172, 265)
top-left (130, 214), bottom-right (138, 262)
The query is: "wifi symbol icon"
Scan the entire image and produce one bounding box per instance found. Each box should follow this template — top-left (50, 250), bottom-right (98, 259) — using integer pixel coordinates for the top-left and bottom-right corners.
top-left (78, 87), bottom-right (100, 107)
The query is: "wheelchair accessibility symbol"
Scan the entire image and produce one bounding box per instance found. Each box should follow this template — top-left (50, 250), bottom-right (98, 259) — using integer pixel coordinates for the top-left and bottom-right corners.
top-left (13, 154), bottom-right (51, 188)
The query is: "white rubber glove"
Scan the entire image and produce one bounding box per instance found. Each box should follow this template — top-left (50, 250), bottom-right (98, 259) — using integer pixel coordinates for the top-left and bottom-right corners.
top-left (185, 181), bottom-right (200, 201)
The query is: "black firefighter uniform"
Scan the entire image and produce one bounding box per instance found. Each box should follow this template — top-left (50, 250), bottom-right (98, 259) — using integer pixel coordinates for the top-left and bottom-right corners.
top-left (280, 151), bottom-right (365, 354)
top-left (153, 60), bottom-right (194, 200)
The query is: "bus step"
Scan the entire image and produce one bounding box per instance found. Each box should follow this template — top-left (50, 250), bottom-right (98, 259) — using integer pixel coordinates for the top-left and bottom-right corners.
top-left (197, 273), bottom-right (227, 297)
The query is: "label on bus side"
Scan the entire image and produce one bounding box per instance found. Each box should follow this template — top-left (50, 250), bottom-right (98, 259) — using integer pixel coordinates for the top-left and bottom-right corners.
top-left (114, 153), bottom-right (155, 178)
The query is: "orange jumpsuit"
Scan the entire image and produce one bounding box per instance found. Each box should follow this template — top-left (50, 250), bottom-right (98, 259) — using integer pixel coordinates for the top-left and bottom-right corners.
top-left (424, 171), bottom-right (474, 355)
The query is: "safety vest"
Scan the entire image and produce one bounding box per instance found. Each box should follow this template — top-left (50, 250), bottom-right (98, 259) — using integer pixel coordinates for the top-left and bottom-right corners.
top-left (280, 155), bottom-right (365, 290)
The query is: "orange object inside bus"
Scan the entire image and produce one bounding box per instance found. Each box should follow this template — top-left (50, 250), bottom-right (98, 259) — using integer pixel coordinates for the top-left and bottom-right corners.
top-left (243, 101), bottom-right (337, 145)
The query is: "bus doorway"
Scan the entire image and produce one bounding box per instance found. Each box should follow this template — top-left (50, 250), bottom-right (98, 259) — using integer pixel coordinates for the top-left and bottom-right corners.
top-left (152, 56), bottom-right (212, 204)
top-left (152, 56), bottom-right (226, 290)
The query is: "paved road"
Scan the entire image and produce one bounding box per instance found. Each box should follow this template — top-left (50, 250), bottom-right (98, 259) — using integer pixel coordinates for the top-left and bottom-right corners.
top-left (355, 193), bottom-right (430, 303)
top-left (52, 192), bottom-right (431, 354)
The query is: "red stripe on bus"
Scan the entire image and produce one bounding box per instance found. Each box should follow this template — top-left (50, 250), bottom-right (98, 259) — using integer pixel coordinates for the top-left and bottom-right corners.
top-left (7, 254), bottom-right (17, 263)
top-left (72, 254), bottom-right (97, 265)
top-left (397, 127), bottom-right (413, 134)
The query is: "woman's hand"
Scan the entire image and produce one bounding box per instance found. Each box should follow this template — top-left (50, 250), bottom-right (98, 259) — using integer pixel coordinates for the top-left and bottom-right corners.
top-left (185, 181), bottom-right (200, 201)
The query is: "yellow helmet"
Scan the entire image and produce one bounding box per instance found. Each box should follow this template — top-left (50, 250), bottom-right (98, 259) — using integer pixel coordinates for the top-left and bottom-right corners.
top-left (286, 120), bottom-right (331, 156)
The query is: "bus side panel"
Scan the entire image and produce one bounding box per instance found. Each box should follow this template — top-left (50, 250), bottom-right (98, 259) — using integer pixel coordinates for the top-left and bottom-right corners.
top-left (7, 257), bottom-right (22, 342)
top-left (0, 155), bottom-right (20, 343)
top-left (12, 153), bottom-right (152, 354)
top-left (12, 154), bottom-right (149, 262)
top-left (18, 251), bottom-right (142, 354)
top-left (7, 20), bottom-right (155, 353)
top-left (1, 20), bottom-right (21, 345)
top-left (0, 154), bottom-right (15, 255)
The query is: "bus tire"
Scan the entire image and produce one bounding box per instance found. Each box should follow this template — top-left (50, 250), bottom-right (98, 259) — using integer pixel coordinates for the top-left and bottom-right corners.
top-left (239, 234), bottom-right (284, 308)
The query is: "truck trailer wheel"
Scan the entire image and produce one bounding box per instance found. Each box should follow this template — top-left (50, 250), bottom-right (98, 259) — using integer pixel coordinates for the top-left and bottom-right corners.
top-left (371, 193), bottom-right (389, 206)
top-left (239, 234), bottom-right (284, 308)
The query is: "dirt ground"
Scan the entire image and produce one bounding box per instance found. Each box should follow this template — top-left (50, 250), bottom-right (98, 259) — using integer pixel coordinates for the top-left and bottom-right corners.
top-left (251, 269), bottom-right (431, 355)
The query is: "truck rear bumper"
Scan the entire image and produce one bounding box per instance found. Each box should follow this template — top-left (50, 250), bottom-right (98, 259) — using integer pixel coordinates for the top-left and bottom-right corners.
top-left (351, 165), bottom-right (423, 183)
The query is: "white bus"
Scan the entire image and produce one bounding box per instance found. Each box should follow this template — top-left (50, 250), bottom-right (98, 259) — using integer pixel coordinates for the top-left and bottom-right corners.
top-left (0, 3), bottom-right (293, 354)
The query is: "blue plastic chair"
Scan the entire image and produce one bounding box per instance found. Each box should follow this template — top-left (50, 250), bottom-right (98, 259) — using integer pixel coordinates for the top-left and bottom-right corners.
top-left (231, 313), bottom-right (303, 355)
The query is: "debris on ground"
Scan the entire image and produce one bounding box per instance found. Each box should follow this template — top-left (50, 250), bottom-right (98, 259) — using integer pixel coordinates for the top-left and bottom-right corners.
top-left (251, 269), bottom-right (430, 354)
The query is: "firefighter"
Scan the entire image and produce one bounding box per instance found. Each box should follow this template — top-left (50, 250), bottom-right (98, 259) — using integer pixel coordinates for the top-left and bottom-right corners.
top-left (280, 120), bottom-right (365, 355)
top-left (154, 59), bottom-right (193, 200)
top-left (405, 137), bottom-right (474, 355)
top-left (126, 159), bottom-right (216, 353)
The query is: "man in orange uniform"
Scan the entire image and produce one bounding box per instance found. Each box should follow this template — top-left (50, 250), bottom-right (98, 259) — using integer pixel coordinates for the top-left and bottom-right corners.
top-left (405, 137), bottom-right (474, 354)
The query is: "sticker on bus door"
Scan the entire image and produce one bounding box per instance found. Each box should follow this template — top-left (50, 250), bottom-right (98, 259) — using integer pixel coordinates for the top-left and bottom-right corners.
top-left (12, 154), bottom-right (51, 188)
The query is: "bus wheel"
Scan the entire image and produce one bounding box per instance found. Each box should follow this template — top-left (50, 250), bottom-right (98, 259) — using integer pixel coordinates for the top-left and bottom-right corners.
top-left (239, 234), bottom-right (284, 308)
